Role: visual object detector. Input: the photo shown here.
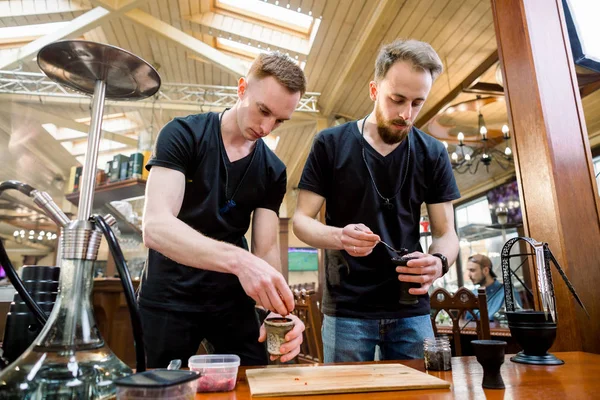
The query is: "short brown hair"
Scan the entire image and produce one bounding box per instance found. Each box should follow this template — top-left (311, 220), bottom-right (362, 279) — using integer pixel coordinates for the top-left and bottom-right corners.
top-left (468, 254), bottom-right (497, 278)
top-left (375, 39), bottom-right (443, 81)
top-left (247, 52), bottom-right (307, 96)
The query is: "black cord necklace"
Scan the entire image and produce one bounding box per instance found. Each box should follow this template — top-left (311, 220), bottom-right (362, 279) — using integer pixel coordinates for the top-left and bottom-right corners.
top-left (218, 110), bottom-right (258, 215)
top-left (360, 113), bottom-right (411, 211)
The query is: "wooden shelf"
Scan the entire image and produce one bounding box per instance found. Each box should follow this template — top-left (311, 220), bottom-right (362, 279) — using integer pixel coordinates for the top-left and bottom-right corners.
top-left (65, 179), bottom-right (146, 210)
top-left (65, 179), bottom-right (146, 236)
top-left (102, 202), bottom-right (141, 235)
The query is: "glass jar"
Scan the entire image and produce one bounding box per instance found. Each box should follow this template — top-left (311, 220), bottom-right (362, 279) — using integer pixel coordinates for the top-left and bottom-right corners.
top-left (424, 336), bottom-right (452, 371)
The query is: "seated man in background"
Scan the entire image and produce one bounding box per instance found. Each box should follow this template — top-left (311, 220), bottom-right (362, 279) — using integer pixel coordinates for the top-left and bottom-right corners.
top-left (467, 254), bottom-right (521, 321)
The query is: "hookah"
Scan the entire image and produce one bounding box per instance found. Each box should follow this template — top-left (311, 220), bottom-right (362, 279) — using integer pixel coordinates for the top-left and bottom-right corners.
top-left (500, 236), bottom-right (589, 365)
top-left (0, 40), bottom-right (160, 398)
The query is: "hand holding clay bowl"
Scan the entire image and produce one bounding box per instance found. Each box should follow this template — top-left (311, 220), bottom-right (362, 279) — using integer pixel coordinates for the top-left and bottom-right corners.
top-left (264, 317), bottom-right (295, 356)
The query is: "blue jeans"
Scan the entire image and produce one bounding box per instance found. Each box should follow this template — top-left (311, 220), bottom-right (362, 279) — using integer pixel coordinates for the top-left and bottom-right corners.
top-left (322, 315), bottom-right (434, 362)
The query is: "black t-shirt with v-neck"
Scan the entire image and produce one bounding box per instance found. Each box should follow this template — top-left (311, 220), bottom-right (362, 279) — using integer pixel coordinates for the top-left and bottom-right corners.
top-left (139, 111), bottom-right (287, 312)
top-left (298, 121), bottom-right (460, 319)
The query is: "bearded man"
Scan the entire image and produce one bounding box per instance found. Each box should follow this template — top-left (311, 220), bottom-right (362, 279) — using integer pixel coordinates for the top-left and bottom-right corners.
top-left (292, 39), bottom-right (460, 362)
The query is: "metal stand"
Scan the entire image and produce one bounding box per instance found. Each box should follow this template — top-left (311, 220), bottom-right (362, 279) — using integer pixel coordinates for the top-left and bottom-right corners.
top-left (0, 40), bottom-right (160, 398)
top-left (511, 351), bottom-right (564, 365)
top-left (37, 39), bottom-right (161, 219)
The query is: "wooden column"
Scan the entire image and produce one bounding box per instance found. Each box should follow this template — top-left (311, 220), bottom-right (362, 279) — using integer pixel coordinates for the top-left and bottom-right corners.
top-left (279, 217), bottom-right (289, 281)
top-left (317, 202), bottom-right (326, 299)
top-left (492, 0), bottom-right (600, 353)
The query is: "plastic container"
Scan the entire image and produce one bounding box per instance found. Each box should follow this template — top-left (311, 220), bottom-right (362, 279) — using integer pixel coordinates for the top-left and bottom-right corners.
top-left (115, 369), bottom-right (198, 400)
top-left (188, 354), bottom-right (240, 393)
top-left (424, 336), bottom-right (452, 371)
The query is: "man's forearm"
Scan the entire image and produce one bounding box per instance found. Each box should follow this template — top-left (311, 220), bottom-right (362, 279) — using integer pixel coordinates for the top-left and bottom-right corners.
top-left (143, 214), bottom-right (245, 274)
top-left (292, 214), bottom-right (344, 250)
top-left (255, 244), bottom-right (282, 273)
top-left (428, 231), bottom-right (459, 266)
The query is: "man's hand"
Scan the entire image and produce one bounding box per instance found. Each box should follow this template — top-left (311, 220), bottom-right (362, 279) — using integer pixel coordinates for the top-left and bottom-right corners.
top-left (340, 223), bottom-right (380, 257)
top-left (395, 252), bottom-right (443, 295)
top-left (236, 256), bottom-right (295, 316)
top-left (258, 313), bottom-right (305, 362)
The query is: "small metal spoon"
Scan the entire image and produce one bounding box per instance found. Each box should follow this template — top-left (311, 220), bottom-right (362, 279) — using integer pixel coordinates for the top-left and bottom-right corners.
top-left (354, 226), bottom-right (408, 255)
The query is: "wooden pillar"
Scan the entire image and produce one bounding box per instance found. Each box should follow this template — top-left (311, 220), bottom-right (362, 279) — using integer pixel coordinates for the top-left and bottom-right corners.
top-left (492, 0), bottom-right (600, 353)
top-left (279, 217), bottom-right (289, 281)
top-left (317, 202), bottom-right (326, 299)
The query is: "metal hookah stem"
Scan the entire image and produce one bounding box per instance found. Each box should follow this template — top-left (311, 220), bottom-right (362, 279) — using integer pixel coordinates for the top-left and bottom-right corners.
top-left (66, 79), bottom-right (106, 348)
top-left (77, 79), bottom-right (106, 221)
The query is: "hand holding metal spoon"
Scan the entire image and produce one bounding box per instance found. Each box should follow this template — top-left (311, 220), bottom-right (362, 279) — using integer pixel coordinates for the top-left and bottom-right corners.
top-left (354, 226), bottom-right (408, 255)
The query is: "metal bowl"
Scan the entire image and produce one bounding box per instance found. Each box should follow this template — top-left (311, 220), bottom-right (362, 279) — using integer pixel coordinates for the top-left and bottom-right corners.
top-left (37, 40), bottom-right (161, 100)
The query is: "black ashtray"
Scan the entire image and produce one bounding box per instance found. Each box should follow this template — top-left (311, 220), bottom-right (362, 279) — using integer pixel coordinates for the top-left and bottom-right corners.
top-left (506, 310), bottom-right (554, 324)
top-left (505, 311), bottom-right (563, 365)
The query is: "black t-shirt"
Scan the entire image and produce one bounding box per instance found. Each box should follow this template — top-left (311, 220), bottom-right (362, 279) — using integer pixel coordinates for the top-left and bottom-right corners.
top-left (298, 121), bottom-right (460, 319)
top-left (139, 111), bottom-right (287, 312)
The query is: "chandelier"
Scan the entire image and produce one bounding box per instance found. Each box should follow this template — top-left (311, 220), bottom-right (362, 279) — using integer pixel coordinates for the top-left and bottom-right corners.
top-left (428, 96), bottom-right (514, 175)
top-left (444, 114), bottom-right (513, 174)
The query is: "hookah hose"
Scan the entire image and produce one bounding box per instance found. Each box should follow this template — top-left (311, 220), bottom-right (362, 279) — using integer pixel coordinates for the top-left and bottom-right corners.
top-left (0, 181), bottom-right (48, 326)
top-left (93, 215), bottom-right (146, 372)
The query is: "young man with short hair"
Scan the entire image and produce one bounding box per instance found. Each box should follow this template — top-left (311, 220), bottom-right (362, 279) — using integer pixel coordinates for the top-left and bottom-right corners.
top-left (140, 53), bottom-right (306, 367)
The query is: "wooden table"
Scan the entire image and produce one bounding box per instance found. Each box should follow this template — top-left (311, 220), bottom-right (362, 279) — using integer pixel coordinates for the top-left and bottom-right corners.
top-left (194, 352), bottom-right (598, 399)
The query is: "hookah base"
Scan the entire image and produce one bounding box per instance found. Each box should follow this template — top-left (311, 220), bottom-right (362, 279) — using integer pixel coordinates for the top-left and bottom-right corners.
top-left (510, 351), bottom-right (565, 365)
top-left (0, 347), bottom-right (132, 399)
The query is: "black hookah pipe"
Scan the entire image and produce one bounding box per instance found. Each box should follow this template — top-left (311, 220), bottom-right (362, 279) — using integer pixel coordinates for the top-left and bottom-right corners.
top-left (0, 180), bottom-right (146, 372)
top-left (0, 181), bottom-right (49, 326)
top-left (93, 214), bottom-right (146, 372)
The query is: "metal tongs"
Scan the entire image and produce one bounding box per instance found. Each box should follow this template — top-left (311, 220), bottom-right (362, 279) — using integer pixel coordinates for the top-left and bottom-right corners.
top-left (534, 241), bottom-right (589, 322)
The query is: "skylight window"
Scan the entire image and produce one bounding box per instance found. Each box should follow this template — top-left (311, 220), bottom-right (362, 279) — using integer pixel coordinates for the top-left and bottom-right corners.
top-left (217, 38), bottom-right (266, 60)
top-left (0, 22), bottom-right (69, 44)
top-left (216, 0), bottom-right (314, 35)
top-left (216, 38), bottom-right (305, 69)
top-left (42, 124), bottom-right (87, 141)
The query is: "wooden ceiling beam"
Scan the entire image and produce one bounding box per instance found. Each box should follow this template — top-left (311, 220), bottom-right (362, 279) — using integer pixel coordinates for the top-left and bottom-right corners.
top-left (0, 92), bottom-right (320, 121)
top-left (0, 7), bottom-right (109, 70)
top-left (125, 9), bottom-right (247, 77)
top-left (462, 82), bottom-right (505, 96)
top-left (320, 0), bottom-right (398, 117)
top-left (281, 118), bottom-right (327, 218)
top-left (187, 12), bottom-right (309, 57)
top-left (0, 0), bottom-right (91, 18)
top-left (414, 51), bottom-right (499, 129)
top-left (274, 119), bottom-right (317, 132)
top-left (0, 0), bottom-right (149, 70)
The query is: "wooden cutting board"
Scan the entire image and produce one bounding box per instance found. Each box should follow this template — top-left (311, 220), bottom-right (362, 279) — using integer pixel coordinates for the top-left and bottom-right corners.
top-left (246, 363), bottom-right (451, 397)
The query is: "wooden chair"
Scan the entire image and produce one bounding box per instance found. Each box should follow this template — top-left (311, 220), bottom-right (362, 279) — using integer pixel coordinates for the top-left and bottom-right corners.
top-left (429, 287), bottom-right (491, 356)
top-left (290, 288), bottom-right (323, 364)
top-left (290, 282), bottom-right (316, 292)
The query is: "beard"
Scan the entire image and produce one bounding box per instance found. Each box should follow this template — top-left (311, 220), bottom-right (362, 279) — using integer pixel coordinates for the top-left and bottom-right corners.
top-left (471, 276), bottom-right (486, 286)
top-left (375, 102), bottom-right (412, 145)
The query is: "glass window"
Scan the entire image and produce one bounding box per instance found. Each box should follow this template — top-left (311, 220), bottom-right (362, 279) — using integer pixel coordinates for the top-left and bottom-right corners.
top-left (215, 0), bottom-right (315, 35)
top-left (593, 155), bottom-right (600, 194)
top-left (434, 184), bottom-right (527, 311)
